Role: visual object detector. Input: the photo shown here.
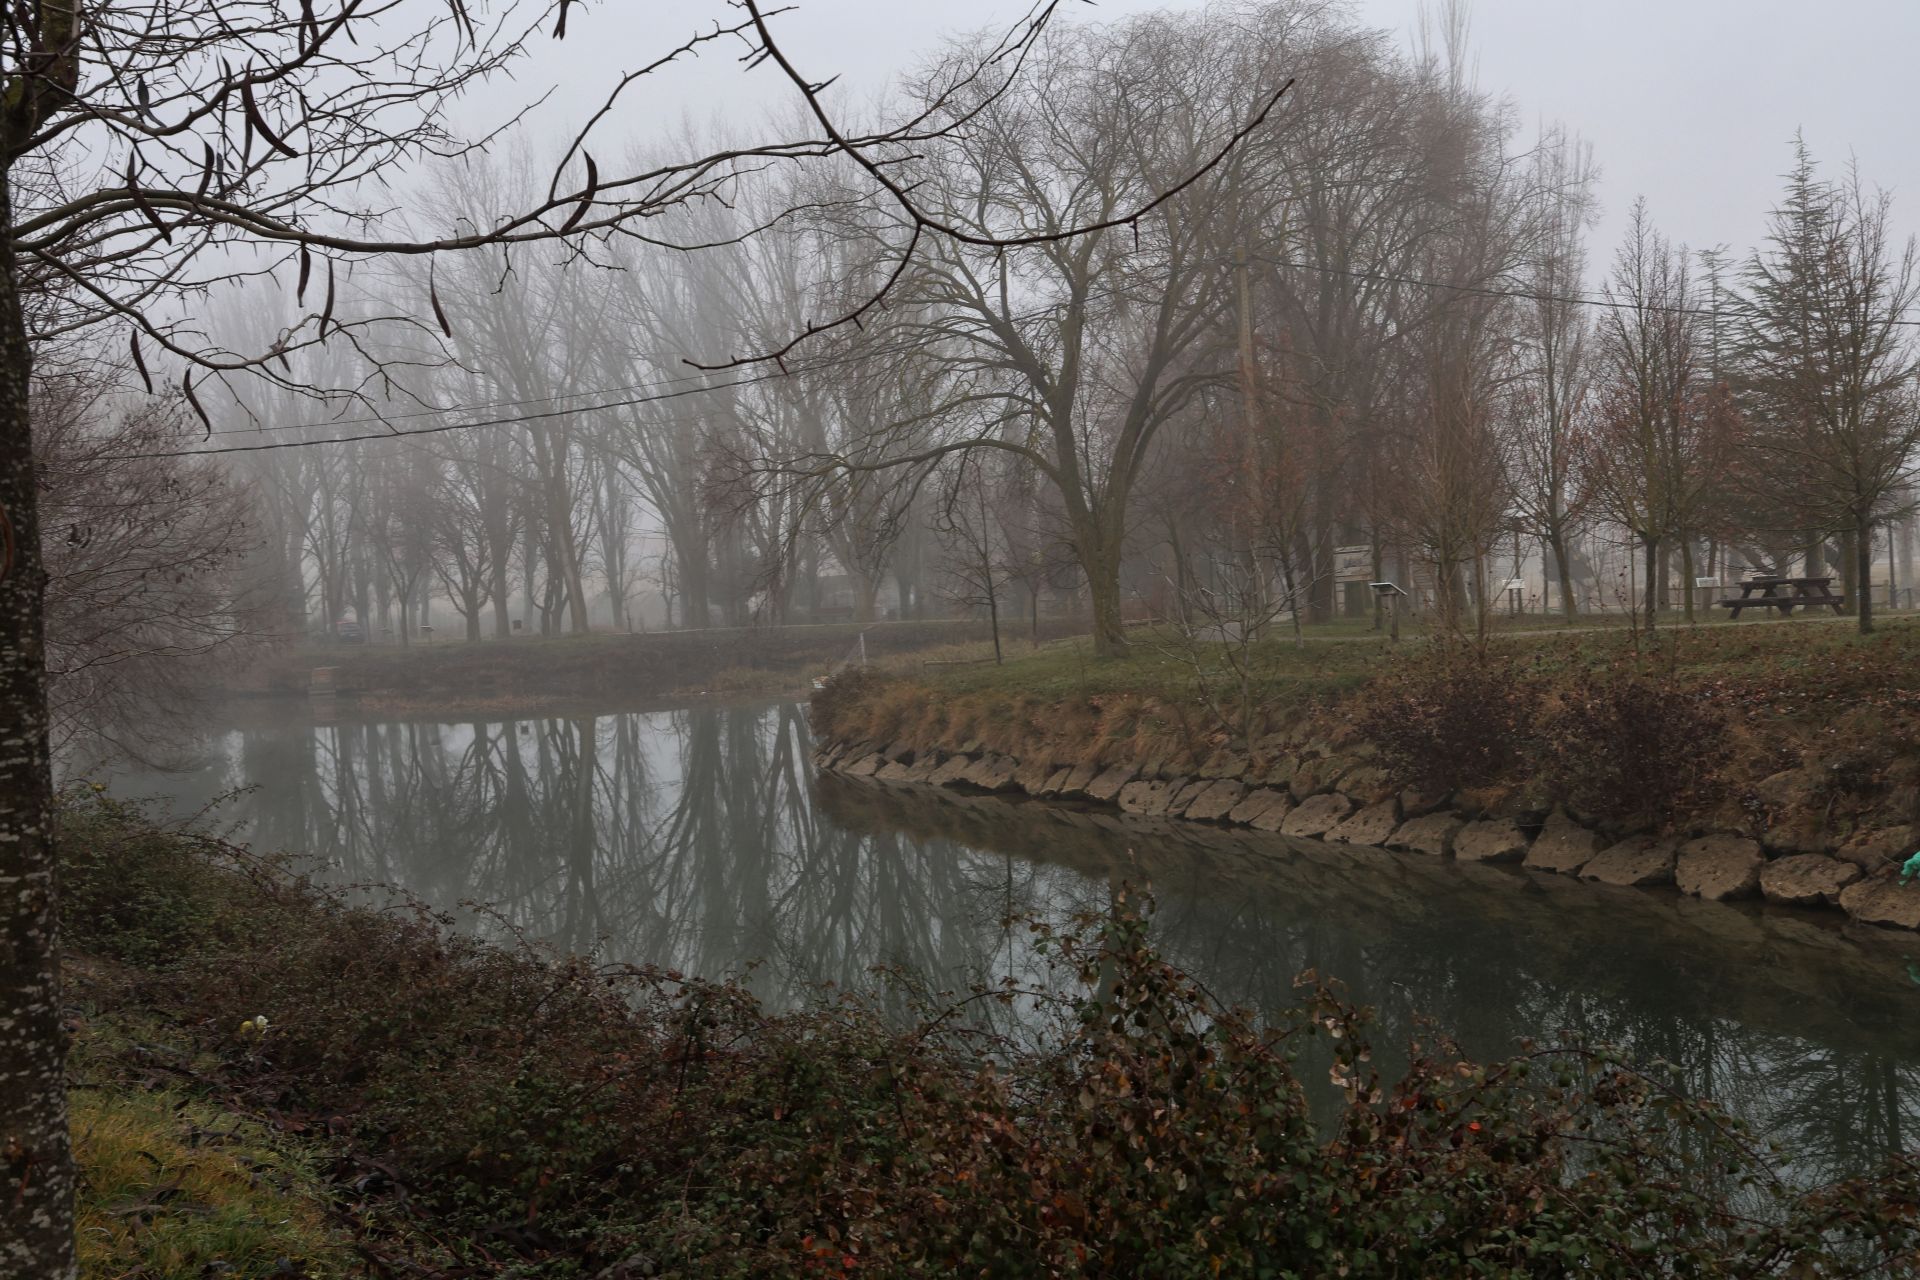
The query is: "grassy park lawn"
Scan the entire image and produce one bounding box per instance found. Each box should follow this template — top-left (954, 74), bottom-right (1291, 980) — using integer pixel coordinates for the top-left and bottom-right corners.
top-left (894, 608), bottom-right (1920, 709)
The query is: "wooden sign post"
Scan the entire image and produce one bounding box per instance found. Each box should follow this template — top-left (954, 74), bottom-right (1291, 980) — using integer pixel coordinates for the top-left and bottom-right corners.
top-left (1370, 582), bottom-right (1409, 642)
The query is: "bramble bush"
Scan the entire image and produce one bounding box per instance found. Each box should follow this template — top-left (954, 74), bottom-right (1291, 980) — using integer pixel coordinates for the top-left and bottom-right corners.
top-left (58, 793), bottom-right (1920, 1277)
top-left (1540, 658), bottom-right (1731, 827)
top-left (1352, 640), bottom-right (1543, 794)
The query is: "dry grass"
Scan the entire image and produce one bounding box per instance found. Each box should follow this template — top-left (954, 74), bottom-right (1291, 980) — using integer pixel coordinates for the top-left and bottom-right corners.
top-left (813, 617), bottom-right (1920, 834)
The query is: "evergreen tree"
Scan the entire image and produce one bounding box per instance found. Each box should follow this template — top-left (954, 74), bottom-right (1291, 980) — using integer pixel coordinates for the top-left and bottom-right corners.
top-left (1733, 138), bottom-right (1920, 633)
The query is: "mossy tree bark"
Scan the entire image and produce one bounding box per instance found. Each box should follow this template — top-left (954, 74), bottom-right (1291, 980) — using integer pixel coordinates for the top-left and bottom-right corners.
top-left (0, 172), bottom-right (76, 1279)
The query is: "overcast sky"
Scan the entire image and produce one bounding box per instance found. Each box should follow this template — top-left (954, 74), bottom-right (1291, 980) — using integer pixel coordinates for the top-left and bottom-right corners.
top-left (513, 0), bottom-right (1920, 282)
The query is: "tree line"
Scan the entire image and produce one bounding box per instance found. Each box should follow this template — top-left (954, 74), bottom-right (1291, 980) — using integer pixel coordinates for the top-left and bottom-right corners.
top-left (56, 0), bottom-right (1915, 688)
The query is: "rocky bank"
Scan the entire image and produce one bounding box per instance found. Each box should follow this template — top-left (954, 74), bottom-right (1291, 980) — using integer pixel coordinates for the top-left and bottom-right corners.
top-left (811, 728), bottom-right (1920, 932)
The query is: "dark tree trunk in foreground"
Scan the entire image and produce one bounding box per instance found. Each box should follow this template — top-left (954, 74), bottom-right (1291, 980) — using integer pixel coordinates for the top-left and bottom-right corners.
top-left (0, 175), bottom-right (75, 1279)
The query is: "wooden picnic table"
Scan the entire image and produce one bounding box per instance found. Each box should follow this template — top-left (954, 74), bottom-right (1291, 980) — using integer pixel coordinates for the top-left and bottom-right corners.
top-left (1718, 576), bottom-right (1846, 619)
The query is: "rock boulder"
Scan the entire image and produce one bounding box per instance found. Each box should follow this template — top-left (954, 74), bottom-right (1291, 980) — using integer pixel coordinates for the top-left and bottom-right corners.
top-left (1280, 793), bottom-right (1355, 839)
top-left (1336, 765), bottom-right (1397, 806)
top-left (961, 754), bottom-right (1019, 791)
top-left (1522, 812), bottom-right (1603, 875)
top-left (1036, 766), bottom-right (1075, 797)
top-left (1247, 794), bottom-right (1297, 832)
top-left (1754, 766), bottom-right (1827, 813)
top-left (1184, 780), bottom-right (1247, 822)
top-left (1580, 837), bottom-right (1678, 888)
top-left (1839, 877), bottom-right (1920, 930)
top-left (1674, 835), bottom-right (1764, 901)
top-left (1012, 759), bottom-right (1053, 795)
top-left (1196, 750), bottom-right (1250, 780)
top-left (1758, 854), bottom-right (1861, 908)
top-left (1226, 789), bottom-right (1289, 826)
top-left (1289, 756), bottom-right (1346, 802)
top-left (1084, 763), bottom-right (1138, 803)
top-left (1327, 800), bottom-right (1400, 847)
top-left (843, 752), bottom-right (885, 778)
top-left (1761, 814), bottom-right (1832, 857)
top-left (1055, 763), bottom-right (1098, 797)
top-left (1167, 779), bottom-right (1212, 816)
top-left (1117, 778), bottom-right (1181, 816)
top-left (1390, 812), bottom-right (1464, 857)
top-left (928, 754), bottom-right (975, 786)
top-left (1452, 819), bottom-right (1530, 864)
top-left (1835, 826), bottom-right (1918, 874)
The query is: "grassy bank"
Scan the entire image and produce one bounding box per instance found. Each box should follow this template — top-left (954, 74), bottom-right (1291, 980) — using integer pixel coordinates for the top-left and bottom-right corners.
top-left (813, 617), bottom-right (1920, 842)
top-left (57, 790), bottom-right (1920, 1277)
top-left (224, 618), bottom-right (1084, 715)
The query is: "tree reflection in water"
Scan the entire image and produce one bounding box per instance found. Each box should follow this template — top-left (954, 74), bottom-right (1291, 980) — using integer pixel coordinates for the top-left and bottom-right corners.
top-left (104, 700), bottom-right (1920, 1182)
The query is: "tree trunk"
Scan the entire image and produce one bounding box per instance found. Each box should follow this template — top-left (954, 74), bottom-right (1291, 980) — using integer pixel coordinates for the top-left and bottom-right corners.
top-left (1548, 531), bottom-right (1576, 622)
top-left (1857, 516), bottom-right (1876, 635)
top-left (1166, 517), bottom-right (1189, 626)
top-left (1900, 517), bottom-right (1914, 611)
top-left (1307, 511), bottom-right (1334, 624)
top-left (894, 557), bottom-right (918, 621)
top-left (986, 573), bottom-right (1002, 665)
top-left (0, 177), bottom-right (79, 1278)
top-left (1680, 537), bottom-right (1696, 624)
top-left (674, 520), bottom-right (709, 629)
top-left (1369, 537), bottom-right (1385, 632)
top-left (1839, 526), bottom-right (1859, 613)
top-left (487, 506), bottom-right (513, 639)
top-left (522, 520), bottom-right (544, 635)
top-left (1642, 534), bottom-right (1660, 647)
top-left (1085, 544), bottom-right (1127, 656)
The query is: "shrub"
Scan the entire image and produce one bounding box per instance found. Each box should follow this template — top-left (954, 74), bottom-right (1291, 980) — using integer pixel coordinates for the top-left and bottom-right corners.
top-left (1352, 641), bottom-right (1542, 794)
top-left (57, 787), bottom-right (264, 967)
top-left (59, 803), bottom-right (1920, 1277)
top-left (805, 664), bottom-right (885, 744)
top-left (1541, 661), bottom-right (1730, 828)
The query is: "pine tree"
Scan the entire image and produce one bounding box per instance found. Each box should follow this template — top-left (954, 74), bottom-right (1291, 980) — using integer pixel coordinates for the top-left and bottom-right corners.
top-left (1733, 138), bottom-right (1920, 634)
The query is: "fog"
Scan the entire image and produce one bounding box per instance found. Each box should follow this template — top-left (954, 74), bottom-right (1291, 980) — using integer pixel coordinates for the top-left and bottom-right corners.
top-left (32, 0), bottom-right (1920, 745)
top-left (501, 0), bottom-right (1920, 274)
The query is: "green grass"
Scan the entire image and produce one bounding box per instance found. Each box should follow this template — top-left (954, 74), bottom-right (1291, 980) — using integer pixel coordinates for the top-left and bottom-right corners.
top-left (72, 1087), bottom-right (349, 1279)
top-left (920, 630), bottom-right (1382, 707)
top-left (67, 971), bottom-right (351, 1280)
top-left (908, 610), bottom-right (1920, 709)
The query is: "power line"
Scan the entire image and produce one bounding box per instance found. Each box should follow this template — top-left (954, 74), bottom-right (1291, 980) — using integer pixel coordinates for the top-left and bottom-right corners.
top-left (184, 255), bottom-right (1188, 445)
top-left (105, 367), bottom-right (790, 460)
top-left (1247, 254), bottom-right (1837, 325)
top-left (123, 243), bottom-right (1920, 461)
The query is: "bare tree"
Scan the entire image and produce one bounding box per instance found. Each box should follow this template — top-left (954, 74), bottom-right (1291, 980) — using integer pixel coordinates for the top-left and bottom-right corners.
top-left (1503, 128), bottom-right (1597, 621)
top-left (35, 367), bottom-right (263, 753)
top-left (932, 453), bottom-right (1011, 662)
top-left (1, 0), bottom-right (1286, 1264)
top-left (760, 11), bottom-right (1295, 655)
top-left (1591, 200), bottom-right (1735, 644)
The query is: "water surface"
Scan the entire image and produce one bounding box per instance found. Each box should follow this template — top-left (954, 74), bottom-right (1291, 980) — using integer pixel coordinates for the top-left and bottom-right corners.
top-left (96, 699), bottom-right (1920, 1182)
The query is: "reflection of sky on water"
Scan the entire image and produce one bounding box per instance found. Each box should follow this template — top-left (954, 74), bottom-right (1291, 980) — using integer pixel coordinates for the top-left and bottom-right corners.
top-left (89, 700), bottom-right (1920, 1184)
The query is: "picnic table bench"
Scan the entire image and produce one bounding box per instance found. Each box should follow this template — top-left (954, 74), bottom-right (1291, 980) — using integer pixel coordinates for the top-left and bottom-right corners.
top-left (1718, 576), bottom-right (1846, 619)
